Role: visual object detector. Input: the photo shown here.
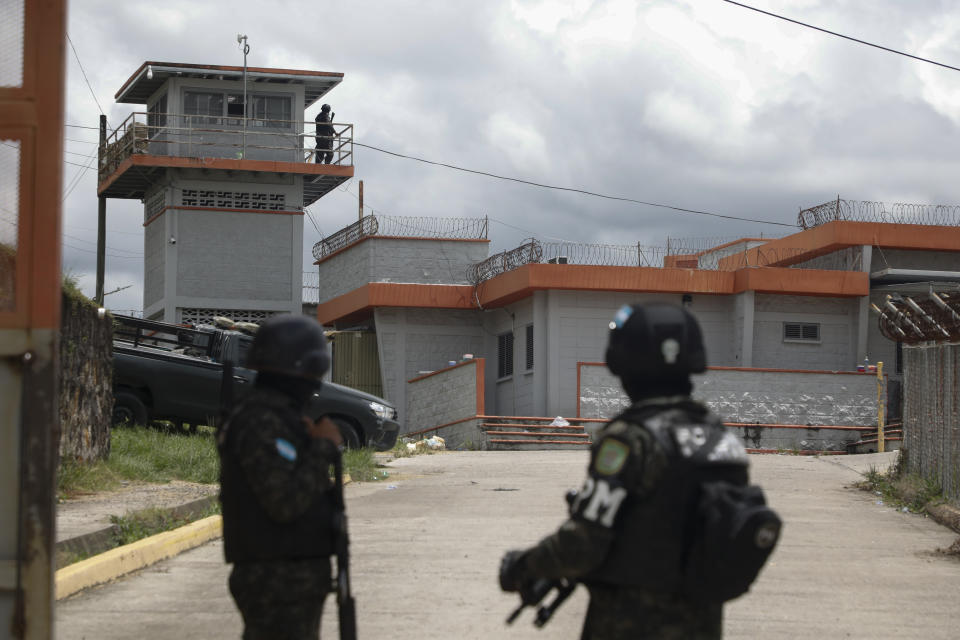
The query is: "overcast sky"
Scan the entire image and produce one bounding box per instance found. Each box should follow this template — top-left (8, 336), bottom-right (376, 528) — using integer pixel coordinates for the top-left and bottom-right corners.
top-left (54, 0), bottom-right (960, 314)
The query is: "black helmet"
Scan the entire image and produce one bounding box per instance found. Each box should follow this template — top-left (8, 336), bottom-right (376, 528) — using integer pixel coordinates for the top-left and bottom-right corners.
top-left (605, 302), bottom-right (706, 380)
top-left (320, 103), bottom-right (331, 112)
top-left (246, 314), bottom-right (330, 381)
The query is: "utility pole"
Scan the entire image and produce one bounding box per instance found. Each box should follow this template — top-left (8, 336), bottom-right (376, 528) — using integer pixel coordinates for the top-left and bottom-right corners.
top-left (96, 114), bottom-right (107, 305)
top-left (238, 34), bottom-right (249, 158)
top-left (358, 179), bottom-right (364, 223)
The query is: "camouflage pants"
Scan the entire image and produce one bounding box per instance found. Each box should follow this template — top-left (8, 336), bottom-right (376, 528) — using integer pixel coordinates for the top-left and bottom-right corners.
top-left (582, 585), bottom-right (722, 640)
top-left (229, 558), bottom-right (332, 640)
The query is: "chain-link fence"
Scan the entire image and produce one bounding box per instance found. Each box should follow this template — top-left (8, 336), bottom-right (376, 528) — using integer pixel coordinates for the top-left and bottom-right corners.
top-left (902, 343), bottom-right (960, 500)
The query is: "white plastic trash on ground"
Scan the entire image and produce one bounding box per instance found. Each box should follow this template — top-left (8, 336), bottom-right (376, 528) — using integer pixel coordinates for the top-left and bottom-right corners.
top-left (549, 416), bottom-right (570, 426)
top-left (406, 436), bottom-right (446, 453)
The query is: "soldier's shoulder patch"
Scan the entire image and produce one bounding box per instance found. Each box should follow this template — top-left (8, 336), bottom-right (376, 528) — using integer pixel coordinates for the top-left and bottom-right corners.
top-left (275, 438), bottom-right (297, 462)
top-left (594, 438), bottom-right (630, 476)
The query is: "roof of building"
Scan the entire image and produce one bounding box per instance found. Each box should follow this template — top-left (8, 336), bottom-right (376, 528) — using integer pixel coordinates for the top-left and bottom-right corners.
top-left (115, 61), bottom-right (344, 107)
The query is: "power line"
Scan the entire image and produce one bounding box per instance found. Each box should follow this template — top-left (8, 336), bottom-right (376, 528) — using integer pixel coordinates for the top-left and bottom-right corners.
top-left (65, 137), bottom-right (98, 145)
top-left (722, 0), bottom-right (960, 73)
top-left (65, 123), bottom-right (100, 130)
top-left (352, 140), bottom-right (796, 228)
top-left (66, 33), bottom-right (107, 117)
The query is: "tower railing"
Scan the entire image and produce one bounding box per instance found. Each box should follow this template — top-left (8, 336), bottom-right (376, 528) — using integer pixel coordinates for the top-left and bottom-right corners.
top-left (98, 112), bottom-right (354, 180)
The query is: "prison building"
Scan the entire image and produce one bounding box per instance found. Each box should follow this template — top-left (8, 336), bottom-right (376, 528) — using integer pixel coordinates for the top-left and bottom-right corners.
top-left (311, 208), bottom-right (960, 450)
top-left (97, 61), bottom-right (353, 325)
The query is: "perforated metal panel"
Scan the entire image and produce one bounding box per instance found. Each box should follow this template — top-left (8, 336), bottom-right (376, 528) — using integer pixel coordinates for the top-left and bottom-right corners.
top-left (0, 0), bottom-right (24, 87)
top-left (0, 139), bottom-right (20, 311)
top-left (179, 307), bottom-right (279, 326)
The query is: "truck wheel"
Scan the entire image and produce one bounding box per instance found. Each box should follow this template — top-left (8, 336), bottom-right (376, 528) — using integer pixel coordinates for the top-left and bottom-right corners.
top-left (332, 418), bottom-right (361, 449)
top-left (113, 391), bottom-right (149, 427)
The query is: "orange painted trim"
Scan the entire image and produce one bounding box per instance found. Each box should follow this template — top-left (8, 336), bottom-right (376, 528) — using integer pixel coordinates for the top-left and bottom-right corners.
top-left (404, 415), bottom-right (480, 438)
top-left (316, 283), bottom-right (475, 325)
top-left (0, 0), bottom-right (66, 329)
top-left (479, 264), bottom-right (735, 308)
top-left (746, 449), bottom-right (846, 455)
top-left (315, 262), bottom-right (867, 325)
top-left (475, 358), bottom-right (486, 415)
top-left (476, 415), bottom-right (606, 423)
top-left (719, 220), bottom-right (960, 270)
top-left (143, 205), bottom-right (304, 228)
top-left (116, 61), bottom-right (344, 100)
top-left (725, 423), bottom-right (873, 431)
top-left (97, 154), bottom-right (354, 196)
top-left (408, 358), bottom-right (479, 383)
top-left (579, 361), bottom-right (875, 376)
top-left (314, 235), bottom-right (490, 265)
top-left (733, 267), bottom-right (869, 297)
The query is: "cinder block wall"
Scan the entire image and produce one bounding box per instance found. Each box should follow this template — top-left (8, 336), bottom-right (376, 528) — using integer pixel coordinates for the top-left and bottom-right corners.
top-left (316, 237), bottom-right (490, 302)
top-left (405, 359), bottom-right (484, 434)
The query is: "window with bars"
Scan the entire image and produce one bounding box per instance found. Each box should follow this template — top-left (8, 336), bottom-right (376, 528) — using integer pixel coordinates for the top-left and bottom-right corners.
top-left (525, 324), bottom-right (534, 371)
top-left (783, 322), bottom-right (820, 342)
top-left (497, 331), bottom-right (514, 379)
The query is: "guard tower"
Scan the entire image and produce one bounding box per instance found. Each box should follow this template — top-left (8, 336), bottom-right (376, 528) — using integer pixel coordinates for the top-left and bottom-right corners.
top-left (97, 61), bottom-right (353, 324)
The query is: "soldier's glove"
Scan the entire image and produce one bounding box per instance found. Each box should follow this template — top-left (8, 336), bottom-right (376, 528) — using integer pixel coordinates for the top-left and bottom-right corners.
top-left (499, 550), bottom-right (531, 592)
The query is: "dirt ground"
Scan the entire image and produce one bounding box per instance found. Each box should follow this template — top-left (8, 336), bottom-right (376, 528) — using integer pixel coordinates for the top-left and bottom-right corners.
top-left (57, 480), bottom-right (218, 542)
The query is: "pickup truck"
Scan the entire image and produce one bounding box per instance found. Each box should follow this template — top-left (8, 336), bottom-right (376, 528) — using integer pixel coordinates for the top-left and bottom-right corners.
top-left (111, 315), bottom-right (399, 450)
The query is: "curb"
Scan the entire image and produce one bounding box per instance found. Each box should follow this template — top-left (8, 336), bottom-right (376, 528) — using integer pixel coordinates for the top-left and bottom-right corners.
top-left (55, 515), bottom-right (222, 600)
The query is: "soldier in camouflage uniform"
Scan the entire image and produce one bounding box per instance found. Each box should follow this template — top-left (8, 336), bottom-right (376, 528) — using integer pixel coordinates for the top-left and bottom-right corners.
top-left (500, 302), bottom-right (750, 639)
top-left (219, 314), bottom-right (343, 640)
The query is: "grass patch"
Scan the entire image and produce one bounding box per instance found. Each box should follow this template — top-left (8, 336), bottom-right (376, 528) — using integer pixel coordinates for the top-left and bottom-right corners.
top-left (58, 426), bottom-right (219, 499)
top-left (343, 447), bottom-right (389, 482)
top-left (110, 502), bottom-right (221, 547)
top-left (857, 459), bottom-right (945, 513)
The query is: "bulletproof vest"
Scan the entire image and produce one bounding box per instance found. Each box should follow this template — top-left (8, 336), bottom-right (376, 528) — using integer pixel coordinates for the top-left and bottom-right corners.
top-left (220, 391), bottom-right (334, 563)
top-left (583, 400), bottom-right (748, 592)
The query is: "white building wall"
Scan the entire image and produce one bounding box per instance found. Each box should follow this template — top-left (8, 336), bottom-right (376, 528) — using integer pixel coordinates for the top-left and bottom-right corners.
top-left (374, 308), bottom-right (485, 429)
top-left (752, 294), bottom-right (857, 370)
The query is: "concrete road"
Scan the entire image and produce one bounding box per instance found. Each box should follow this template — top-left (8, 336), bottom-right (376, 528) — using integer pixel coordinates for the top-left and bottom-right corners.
top-left (56, 451), bottom-right (960, 639)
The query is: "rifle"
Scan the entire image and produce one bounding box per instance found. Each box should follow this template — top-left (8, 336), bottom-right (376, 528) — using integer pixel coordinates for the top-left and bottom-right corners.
top-left (505, 578), bottom-right (577, 628)
top-left (332, 452), bottom-right (357, 640)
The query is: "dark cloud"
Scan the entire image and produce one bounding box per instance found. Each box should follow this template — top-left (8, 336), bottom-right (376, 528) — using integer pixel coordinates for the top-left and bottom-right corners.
top-left (62, 0), bottom-right (960, 312)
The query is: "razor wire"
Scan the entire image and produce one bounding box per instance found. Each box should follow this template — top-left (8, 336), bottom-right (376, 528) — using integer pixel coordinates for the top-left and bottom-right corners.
top-left (312, 214), bottom-right (487, 261)
top-left (467, 240), bottom-right (543, 284)
top-left (798, 199), bottom-right (960, 229)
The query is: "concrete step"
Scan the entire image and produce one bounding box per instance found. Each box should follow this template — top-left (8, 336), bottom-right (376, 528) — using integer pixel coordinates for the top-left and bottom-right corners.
top-left (487, 438), bottom-right (592, 451)
top-left (484, 430), bottom-right (590, 439)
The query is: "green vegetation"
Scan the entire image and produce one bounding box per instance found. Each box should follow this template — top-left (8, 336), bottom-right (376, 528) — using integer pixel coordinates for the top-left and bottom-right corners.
top-left (858, 457), bottom-right (944, 513)
top-left (58, 426), bottom-right (220, 498)
top-left (343, 447), bottom-right (390, 482)
top-left (110, 503), bottom-right (221, 547)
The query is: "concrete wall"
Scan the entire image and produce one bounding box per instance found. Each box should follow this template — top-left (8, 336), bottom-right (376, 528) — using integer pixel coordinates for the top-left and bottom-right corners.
top-left (405, 359), bottom-right (484, 434)
top-left (579, 364), bottom-right (879, 450)
top-left (316, 237), bottom-right (490, 301)
top-left (579, 363), bottom-right (879, 424)
top-left (791, 247), bottom-right (863, 271)
top-left (374, 308), bottom-right (485, 428)
top-left (142, 169), bottom-right (304, 322)
top-left (482, 298), bottom-right (535, 417)
top-left (752, 294), bottom-right (857, 370)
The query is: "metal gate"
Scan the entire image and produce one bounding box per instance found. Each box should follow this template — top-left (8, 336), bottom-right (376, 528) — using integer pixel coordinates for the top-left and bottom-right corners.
top-left (331, 331), bottom-right (383, 398)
